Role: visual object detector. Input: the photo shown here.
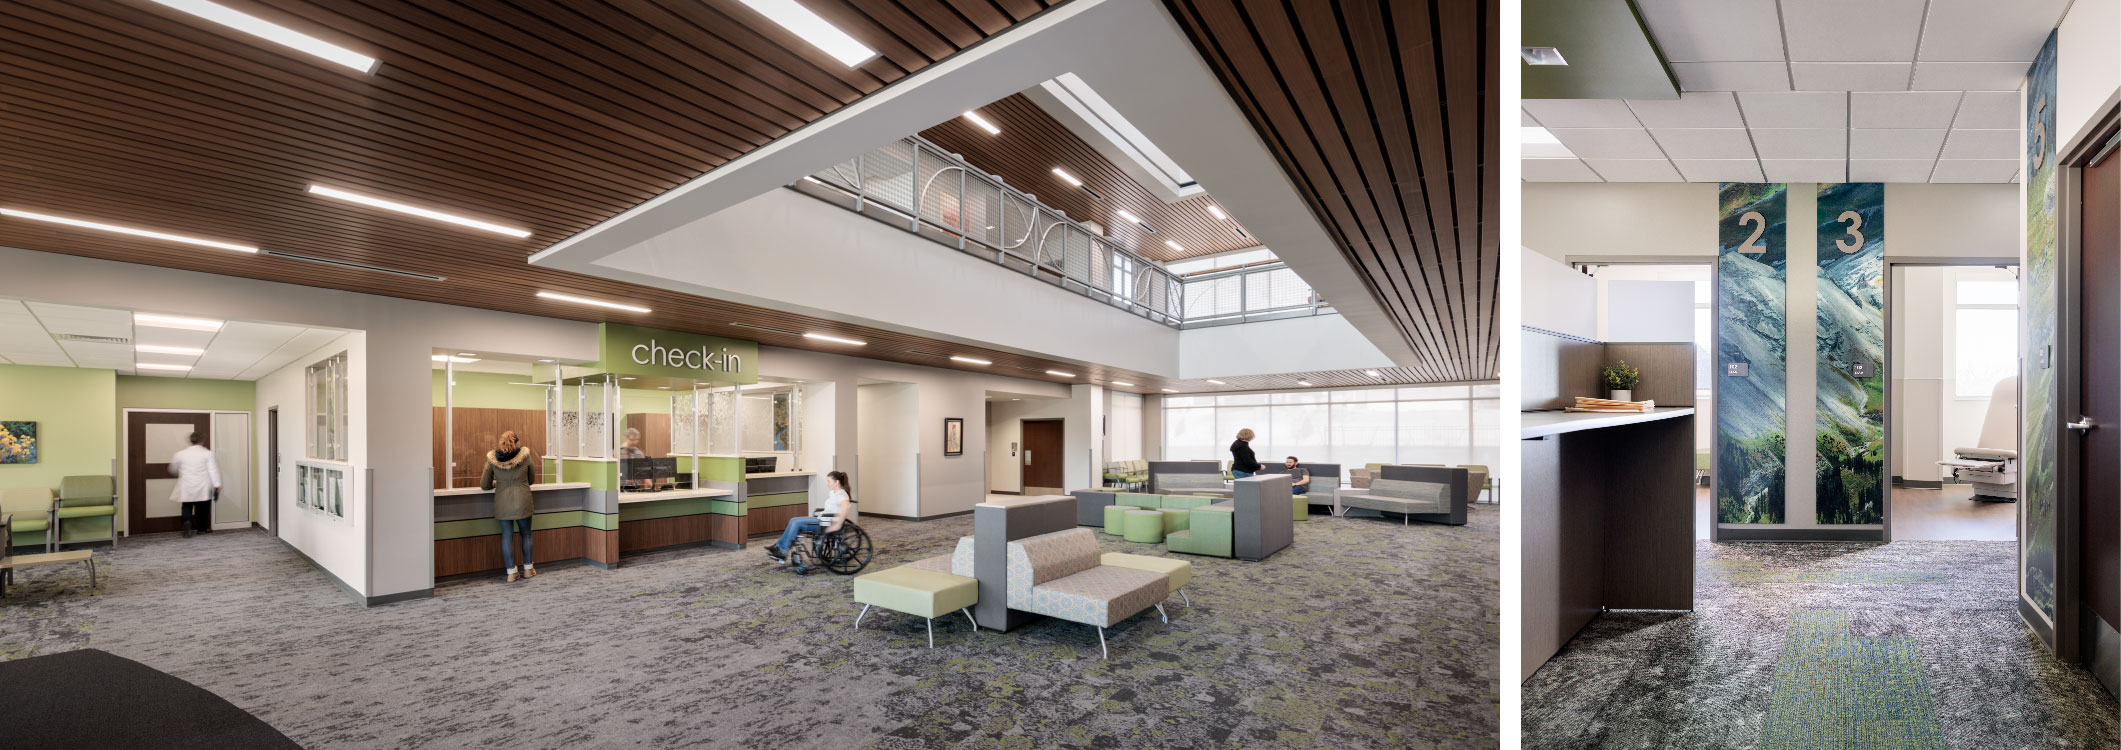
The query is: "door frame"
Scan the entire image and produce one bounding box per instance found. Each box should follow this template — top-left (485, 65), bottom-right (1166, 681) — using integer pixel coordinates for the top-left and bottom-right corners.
top-left (120, 408), bottom-right (252, 536)
top-left (267, 406), bottom-right (279, 536)
top-left (1879, 257), bottom-right (2022, 546)
top-left (1019, 418), bottom-right (1065, 493)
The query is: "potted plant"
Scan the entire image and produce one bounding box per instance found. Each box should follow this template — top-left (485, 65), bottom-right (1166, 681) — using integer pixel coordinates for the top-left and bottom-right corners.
top-left (1602, 360), bottom-right (1641, 402)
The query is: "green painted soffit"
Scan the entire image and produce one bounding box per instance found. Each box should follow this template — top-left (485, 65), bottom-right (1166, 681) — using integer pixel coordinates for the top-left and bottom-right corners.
top-left (1524, 0), bottom-right (1678, 101)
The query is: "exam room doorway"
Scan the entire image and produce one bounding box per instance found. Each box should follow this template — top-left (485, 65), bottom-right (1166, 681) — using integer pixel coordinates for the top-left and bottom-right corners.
top-left (1885, 261), bottom-right (2021, 542)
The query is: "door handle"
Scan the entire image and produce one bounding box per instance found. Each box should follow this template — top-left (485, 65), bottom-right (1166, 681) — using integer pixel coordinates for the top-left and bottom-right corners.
top-left (2069, 417), bottom-right (2097, 433)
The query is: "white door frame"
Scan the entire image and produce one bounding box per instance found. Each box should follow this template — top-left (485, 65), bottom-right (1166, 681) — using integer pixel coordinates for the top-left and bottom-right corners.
top-left (119, 407), bottom-right (255, 534)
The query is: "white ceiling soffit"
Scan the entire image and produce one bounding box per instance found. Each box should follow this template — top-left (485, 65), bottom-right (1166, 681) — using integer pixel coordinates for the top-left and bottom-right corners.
top-left (1022, 73), bottom-right (1205, 203)
top-left (0, 296), bottom-right (336, 379)
top-left (1523, 0), bottom-right (2068, 184)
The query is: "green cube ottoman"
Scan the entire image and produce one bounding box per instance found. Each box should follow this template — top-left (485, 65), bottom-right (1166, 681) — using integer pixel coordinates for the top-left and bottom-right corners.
top-left (1102, 505), bottom-right (1131, 536)
top-left (1167, 505), bottom-right (1234, 558)
top-left (1101, 552), bottom-right (1193, 607)
top-left (1158, 507), bottom-right (1190, 534)
top-left (852, 566), bottom-right (980, 649)
top-left (1123, 509), bottom-right (1165, 543)
top-left (1292, 495), bottom-right (1310, 521)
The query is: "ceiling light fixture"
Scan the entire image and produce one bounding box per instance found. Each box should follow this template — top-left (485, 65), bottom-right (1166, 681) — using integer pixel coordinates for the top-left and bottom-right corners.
top-left (1165, 240), bottom-right (1184, 253)
top-left (538, 359), bottom-right (556, 363)
top-left (963, 111), bottom-right (1001, 135)
top-left (135, 363), bottom-right (193, 372)
top-left (1206, 379), bottom-right (1225, 385)
top-left (150, 0), bottom-right (379, 73)
top-left (738, 0), bottom-right (877, 67)
top-left (1364, 369), bottom-right (1383, 377)
top-left (1111, 381), bottom-right (1134, 387)
top-left (1161, 388), bottom-right (1177, 393)
top-left (1297, 380), bottom-right (1313, 387)
top-left (456, 352), bottom-right (477, 357)
top-left (307, 185), bottom-right (530, 238)
top-left (2, 208), bottom-right (258, 253)
top-left (1046, 370), bottom-right (1074, 377)
top-left (1522, 126), bottom-right (1577, 159)
top-left (1051, 168), bottom-right (1083, 187)
top-left (951, 356), bottom-right (992, 365)
top-left (135, 344), bottom-right (205, 356)
top-left (803, 176), bottom-right (824, 185)
top-left (535, 291), bottom-right (651, 313)
top-left (134, 313), bottom-right (224, 332)
top-left (1207, 205), bottom-right (1228, 220)
top-left (1115, 209), bottom-right (1141, 223)
top-left (431, 354), bottom-right (479, 363)
top-left (804, 332), bottom-right (867, 346)
top-left (1520, 46), bottom-right (1568, 66)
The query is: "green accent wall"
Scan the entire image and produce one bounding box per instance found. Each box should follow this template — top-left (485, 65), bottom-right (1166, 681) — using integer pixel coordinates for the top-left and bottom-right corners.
top-left (560, 459), bottom-right (618, 490)
top-left (697, 456), bottom-right (742, 482)
top-left (114, 375), bottom-right (258, 533)
top-left (0, 365), bottom-right (116, 494)
top-left (617, 496), bottom-right (718, 522)
top-left (434, 510), bottom-right (595, 540)
top-left (746, 492), bottom-right (808, 509)
top-left (432, 369), bottom-right (548, 410)
top-left (596, 323), bottom-right (757, 383)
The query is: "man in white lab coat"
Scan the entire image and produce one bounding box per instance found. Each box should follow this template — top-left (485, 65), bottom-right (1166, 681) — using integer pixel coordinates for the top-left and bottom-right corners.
top-left (170, 432), bottom-right (220, 538)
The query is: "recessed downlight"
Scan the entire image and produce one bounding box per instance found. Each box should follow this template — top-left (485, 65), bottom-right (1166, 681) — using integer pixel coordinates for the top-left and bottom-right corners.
top-left (151, 0), bottom-right (379, 73)
top-left (737, 0), bottom-right (878, 67)
top-left (307, 185), bottom-right (530, 238)
top-left (1052, 168), bottom-right (1083, 187)
top-left (135, 363), bottom-right (193, 372)
top-left (1206, 379), bottom-right (1225, 385)
top-left (134, 313), bottom-right (224, 332)
top-left (3, 209), bottom-right (258, 253)
top-left (804, 332), bottom-right (867, 346)
top-left (136, 344), bottom-right (205, 356)
top-left (1046, 370), bottom-right (1074, 377)
top-left (963, 111), bottom-right (1001, 135)
top-left (535, 291), bottom-right (650, 313)
top-left (951, 356), bottom-right (992, 365)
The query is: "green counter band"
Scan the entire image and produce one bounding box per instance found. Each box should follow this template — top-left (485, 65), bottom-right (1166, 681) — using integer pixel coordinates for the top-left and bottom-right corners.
top-left (746, 492), bottom-right (809, 509)
top-left (434, 510), bottom-right (590, 541)
top-left (710, 499), bottom-right (746, 516)
top-left (617, 497), bottom-right (720, 523)
top-left (581, 511), bottom-right (618, 531)
top-left (542, 457), bottom-right (558, 479)
top-left (696, 456), bottom-right (743, 483)
top-left (561, 460), bottom-right (619, 490)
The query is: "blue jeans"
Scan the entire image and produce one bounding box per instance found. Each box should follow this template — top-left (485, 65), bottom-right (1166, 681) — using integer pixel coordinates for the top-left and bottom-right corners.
top-left (1232, 470), bottom-right (1255, 479)
top-left (1292, 484), bottom-right (1309, 495)
top-left (776, 517), bottom-right (825, 552)
top-left (499, 518), bottom-right (533, 570)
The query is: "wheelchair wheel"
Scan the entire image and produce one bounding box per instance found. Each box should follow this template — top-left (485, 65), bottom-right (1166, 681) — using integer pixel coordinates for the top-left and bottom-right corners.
top-left (820, 524), bottom-right (872, 575)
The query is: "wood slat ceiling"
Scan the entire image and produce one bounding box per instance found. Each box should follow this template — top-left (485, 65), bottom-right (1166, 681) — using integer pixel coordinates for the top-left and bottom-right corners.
top-left (1164, 0), bottom-right (1499, 383)
top-left (921, 93), bottom-right (1256, 262)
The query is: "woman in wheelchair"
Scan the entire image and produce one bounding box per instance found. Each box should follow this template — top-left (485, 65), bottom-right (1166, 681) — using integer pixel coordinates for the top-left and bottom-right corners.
top-left (766, 470), bottom-right (854, 561)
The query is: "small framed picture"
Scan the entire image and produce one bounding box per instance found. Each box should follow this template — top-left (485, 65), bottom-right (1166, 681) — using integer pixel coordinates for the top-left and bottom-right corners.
top-left (943, 417), bottom-right (964, 457)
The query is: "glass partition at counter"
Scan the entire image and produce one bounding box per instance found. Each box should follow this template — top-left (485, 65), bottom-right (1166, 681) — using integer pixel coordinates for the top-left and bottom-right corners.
top-left (431, 355), bottom-right (552, 490)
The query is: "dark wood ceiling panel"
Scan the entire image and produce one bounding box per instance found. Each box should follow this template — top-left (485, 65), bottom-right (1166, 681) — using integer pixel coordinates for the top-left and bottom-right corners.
top-left (921, 94), bottom-right (1255, 262)
top-left (1164, 0), bottom-right (1498, 383)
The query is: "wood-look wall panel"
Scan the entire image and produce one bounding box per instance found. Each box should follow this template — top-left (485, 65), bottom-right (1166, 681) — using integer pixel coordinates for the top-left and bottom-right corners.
top-left (434, 526), bottom-right (583, 577)
top-left (745, 504), bottom-right (807, 538)
top-left (620, 514), bottom-right (714, 552)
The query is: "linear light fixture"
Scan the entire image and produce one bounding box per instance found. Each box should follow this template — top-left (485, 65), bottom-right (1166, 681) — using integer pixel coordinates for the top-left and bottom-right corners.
top-left (1206, 379), bottom-right (1225, 385)
top-left (535, 291), bottom-right (650, 313)
top-left (963, 111), bottom-right (1001, 135)
top-left (1297, 380), bottom-right (1313, 387)
top-left (2, 208), bottom-right (258, 253)
top-left (456, 352), bottom-right (477, 357)
top-left (431, 354), bottom-right (479, 363)
top-left (1165, 240), bottom-right (1184, 253)
top-left (307, 185), bottom-right (530, 238)
top-left (1207, 205), bottom-right (1228, 220)
top-left (1051, 168), bottom-right (1083, 187)
top-left (738, 0), bottom-right (877, 67)
top-left (136, 344), bottom-right (205, 356)
top-left (950, 356), bottom-right (992, 365)
top-left (804, 332), bottom-right (867, 346)
top-left (151, 0), bottom-right (379, 73)
top-left (134, 313), bottom-right (224, 332)
top-left (135, 363), bottom-right (193, 372)
top-left (1116, 209), bottom-right (1154, 233)
top-left (1111, 381), bottom-right (1134, 387)
top-left (1046, 370), bottom-right (1074, 377)
top-left (1363, 369), bottom-right (1383, 377)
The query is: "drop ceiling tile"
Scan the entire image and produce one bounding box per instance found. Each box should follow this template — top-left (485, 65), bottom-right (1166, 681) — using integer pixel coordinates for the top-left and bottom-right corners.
top-left (1911, 62), bottom-right (2035, 91)
top-left (1627, 92), bottom-right (1745, 128)
top-left (1952, 92), bottom-right (2019, 129)
top-left (1633, 0), bottom-right (1786, 62)
top-left (1916, 0), bottom-right (2073, 62)
top-left (193, 321), bottom-right (305, 377)
top-left (1520, 99), bottom-right (1642, 128)
top-left (1524, 141), bottom-right (1575, 159)
top-left (1790, 63), bottom-right (1914, 91)
top-left (1850, 92), bottom-right (1963, 128)
top-left (1929, 159), bottom-right (2020, 182)
top-left (1849, 159), bottom-right (1938, 182)
top-left (1782, 0), bottom-right (1926, 62)
top-left (1649, 129), bottom-right (1756, 159)
top-left (58, 340), bottom-right (133, 367)
top-left (1671, 62), bottom-right (1791, 92)
top-left (1523, 158), bottom-right (1604, 182)
top-left (25, 302), bottom-right (131, 340)
top-left (1850, 129), bottom-right (1947, 159)
top-left (1751, 129), bottom-right (1847, 159)
top-left (1548, 128), bottom-right (1666, 159)
top-left (1672, 159), bottom-right (1766, 182)
top-left (1939, 129), bottom-right (2017, 160)
top-left (1583, 159), bottom-right (1683, 182)
top-left (1737, 92), bottom-right (1848, 129)
top-left (1761, 159), bottom-right (1849, 183)
top-left (0, 300), bottom-right (69, 364)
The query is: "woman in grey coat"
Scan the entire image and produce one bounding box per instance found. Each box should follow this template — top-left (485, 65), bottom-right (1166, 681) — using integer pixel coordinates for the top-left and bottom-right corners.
top-left (481, 431), bottom-right (539, 582)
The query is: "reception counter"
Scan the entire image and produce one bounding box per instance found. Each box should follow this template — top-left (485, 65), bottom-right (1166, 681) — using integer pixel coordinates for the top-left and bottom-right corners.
top-left (1521, 407), bottom-right (1696, 681)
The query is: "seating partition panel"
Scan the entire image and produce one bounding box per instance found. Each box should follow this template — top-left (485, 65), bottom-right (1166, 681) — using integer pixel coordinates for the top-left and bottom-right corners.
top-left (971, 495), bottom-right (1077, 632)
top-left (1232, 475), bottom-right (1295, 561)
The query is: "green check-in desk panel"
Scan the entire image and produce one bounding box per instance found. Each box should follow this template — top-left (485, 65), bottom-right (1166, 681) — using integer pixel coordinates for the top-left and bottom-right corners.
top-left (433, 456), bottom-right (755, 577)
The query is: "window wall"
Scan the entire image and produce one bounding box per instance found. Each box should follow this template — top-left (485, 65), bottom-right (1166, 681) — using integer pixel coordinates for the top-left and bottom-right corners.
top-left (1162, 384), bottom-right (1500, 473)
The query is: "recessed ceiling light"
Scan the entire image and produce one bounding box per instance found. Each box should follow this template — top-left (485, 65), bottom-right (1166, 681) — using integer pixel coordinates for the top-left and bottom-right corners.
top-left (1116, 209), bottom-right (1142, 223)
top-left (3, 208), bottom-right (258, 253)
top-left (135, 363), bottom-right (193, 372)
top-left (1046, 370), bottom-right (1074, 377)
top-left (1161, 388), bottom-right (1177, 392)
top-left (1051, 168), bottom-right (1083, 187)
top-left (1012, 398), bottom-right (1021, 401)
top-left (135, 344), bottom-right (204, 356)
top-left (431, 355), bottom-right (479, 363)
top-left (1111, 381), bottom-right (1134, 387)
top-left (1207, 205), bottom-right (1228, 220)
top-left (307, 185), bottom-right (530, 238)
top-left (1363, 369), bottom-right (1383, 377)
top-left (738, 0), bottom-right (878, 67)
top-left (536, 291), bottom-right (651, 313)
top-left (1297, 381), bottom-right (1313, 387)
top-left (803, 176), bottom-right (824, 185)
top-left (620, 376), bottom-right (637, 381)
top-left (1165, 240), bottom-right (1184, 252)
top-left (804, 332), bottom-right (867, 346)
top-left (1522, 127), bottom-right (1576, 159)
top-left (151, 0), bottom-right (379, 73)
top-left (951, 356), bottom-right (992, 365)
top-left (1521, 46), bottom-right (1568, 66)
top-left (1206, 379), bottom-right (1225, 385)
top-left (456, 352), bottom-right (477, 357)
top-left (134, 313), bottom-right (224, 332)
top-left (538, 359), bottom-right (556, 363)
top-left (963, 111), bottom-right (1001, 135)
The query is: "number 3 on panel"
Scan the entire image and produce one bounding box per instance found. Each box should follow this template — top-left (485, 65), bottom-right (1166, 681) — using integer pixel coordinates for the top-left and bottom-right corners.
top-left (1835, 210), bottom-right (1864, 254)
top-left (1739, 210), bottom-right (1767, 254)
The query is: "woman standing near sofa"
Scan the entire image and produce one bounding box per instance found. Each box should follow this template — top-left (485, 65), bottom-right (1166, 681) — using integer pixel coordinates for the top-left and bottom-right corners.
top-left (1229, 428), bottom-right (1261, 479)
top-left (481, 430), bottom-right (538, 582)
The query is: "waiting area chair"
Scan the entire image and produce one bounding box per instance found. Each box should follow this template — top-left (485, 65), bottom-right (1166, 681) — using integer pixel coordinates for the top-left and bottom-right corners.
top-left (56, 476), bottom-right (117, 551)
top-left (1, 487), bottom-right (57, 554)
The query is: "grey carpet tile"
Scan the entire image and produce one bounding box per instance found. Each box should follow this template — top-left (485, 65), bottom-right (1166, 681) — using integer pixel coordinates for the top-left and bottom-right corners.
top-left (1, 505), bottom-right (1497, 749)
top-left (1522, 540), bottom-right (2120, 749)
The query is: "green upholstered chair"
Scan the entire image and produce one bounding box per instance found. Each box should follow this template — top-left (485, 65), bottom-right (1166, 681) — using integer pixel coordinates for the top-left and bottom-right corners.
top-left (1124, 460), bottom-right (1150, 489)
top-left (56, 476), bottom-right (117, 550)
top-left (1123, 510), bottom-right (1165, 543)
top-left (1456, 465), bottom-right (1492, 505)
top-left (852, 566), bottom-right (980, 648)
top-left (1157, 507), bottom-right (1190, 534)
top-left (1165, 505), bottom-right (1233, 558)
top-left (1158, 494), bottom-right (1213, 510)
top-left (1695, 450), bottom-right (1711, 485)
top-left (1102, 505), bottom-right (1130, 536)
top-left (1115, 493), bottom-right (1161, 510)
top-left (1, 487), bottom-right (57, 553)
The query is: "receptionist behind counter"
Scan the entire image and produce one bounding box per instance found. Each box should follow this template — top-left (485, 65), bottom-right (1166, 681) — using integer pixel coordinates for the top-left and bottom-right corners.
top-left (619, 427), bottom-right (674, 491)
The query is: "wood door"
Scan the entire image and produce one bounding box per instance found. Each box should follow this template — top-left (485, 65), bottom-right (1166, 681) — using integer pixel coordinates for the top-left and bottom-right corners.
top-left (127, 411), bottom-right (213, 536)
top-left (2078, 151), bottom-right (2121, 651)
top-left (1021, 419), bottom-right (1064, 493)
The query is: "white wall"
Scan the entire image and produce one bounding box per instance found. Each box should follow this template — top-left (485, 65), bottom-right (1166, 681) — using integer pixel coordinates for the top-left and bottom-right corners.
top-left (1177, 314), bottom-right (1395, 379)
top-left (1523, 247), bottom-right (1597, 339)
top-left (855, 383), bottom-right (919, 516)
top-left (1606, 280), bottom-right (1695, 341)
top-left (2060, 0), bottom-right (2118, 152)
top-left (1526, 182), bottom-right (2019, 262)
top-left (256, 331), bottom-right (365, 590)
top-left (1106, 390), bottom-right (1144, 461)
top-left (797, 381), bottom-right (835, 492)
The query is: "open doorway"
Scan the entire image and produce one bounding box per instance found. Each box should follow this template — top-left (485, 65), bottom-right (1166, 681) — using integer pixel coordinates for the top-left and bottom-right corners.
top-left (1578, 261), bottom-right (1716, 538)
top-left (1886, 263), bottom-right (2021, 541)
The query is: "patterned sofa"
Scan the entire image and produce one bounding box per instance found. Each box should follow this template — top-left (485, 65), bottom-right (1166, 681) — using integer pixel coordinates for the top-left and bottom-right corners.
top-left (1006, 528), bottom-right (1169, 658)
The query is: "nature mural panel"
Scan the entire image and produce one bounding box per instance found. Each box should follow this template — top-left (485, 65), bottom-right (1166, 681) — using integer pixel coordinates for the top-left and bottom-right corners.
top-left (1717, 183), bottom-right (1789, 525)
top-left (2022, 31), bottom-right (2058, 626)
top-left (1815, 183), bottom-right (1885, 525)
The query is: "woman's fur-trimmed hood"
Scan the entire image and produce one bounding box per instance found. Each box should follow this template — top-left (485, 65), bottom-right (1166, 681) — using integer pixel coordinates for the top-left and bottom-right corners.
top-left (487, 449), bottom-right (530, 470)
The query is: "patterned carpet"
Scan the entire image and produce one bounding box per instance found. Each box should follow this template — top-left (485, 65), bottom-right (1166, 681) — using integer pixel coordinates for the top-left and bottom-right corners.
top-left (1522, 540), bottom-right (2119, 749)
top-left (0, 505), bottom-right (1496, 749)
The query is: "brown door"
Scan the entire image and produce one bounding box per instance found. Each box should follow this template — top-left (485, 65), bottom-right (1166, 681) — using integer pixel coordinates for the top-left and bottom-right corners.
top-left (2077, 151), bottom-right (2121, 655)
top-left (1021, 419), bottom-right (1064, 493)
top-left (128, 411), bottom-right (213, 536)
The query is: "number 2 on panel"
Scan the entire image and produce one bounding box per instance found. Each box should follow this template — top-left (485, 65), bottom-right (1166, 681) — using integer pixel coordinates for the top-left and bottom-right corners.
top-left (1834, 210), bottom-right (1864, 253)
top-left (1739, 210), bottom-right (1767, 254)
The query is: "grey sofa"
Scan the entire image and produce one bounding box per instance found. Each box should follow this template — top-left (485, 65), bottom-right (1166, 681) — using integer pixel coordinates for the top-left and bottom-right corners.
top-left (1339, 465), bottom-right (1468, 526)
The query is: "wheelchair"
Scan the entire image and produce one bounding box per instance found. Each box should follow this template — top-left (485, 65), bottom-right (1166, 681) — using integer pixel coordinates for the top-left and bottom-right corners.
top-left (786, 516), bottom-right (872, 576)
